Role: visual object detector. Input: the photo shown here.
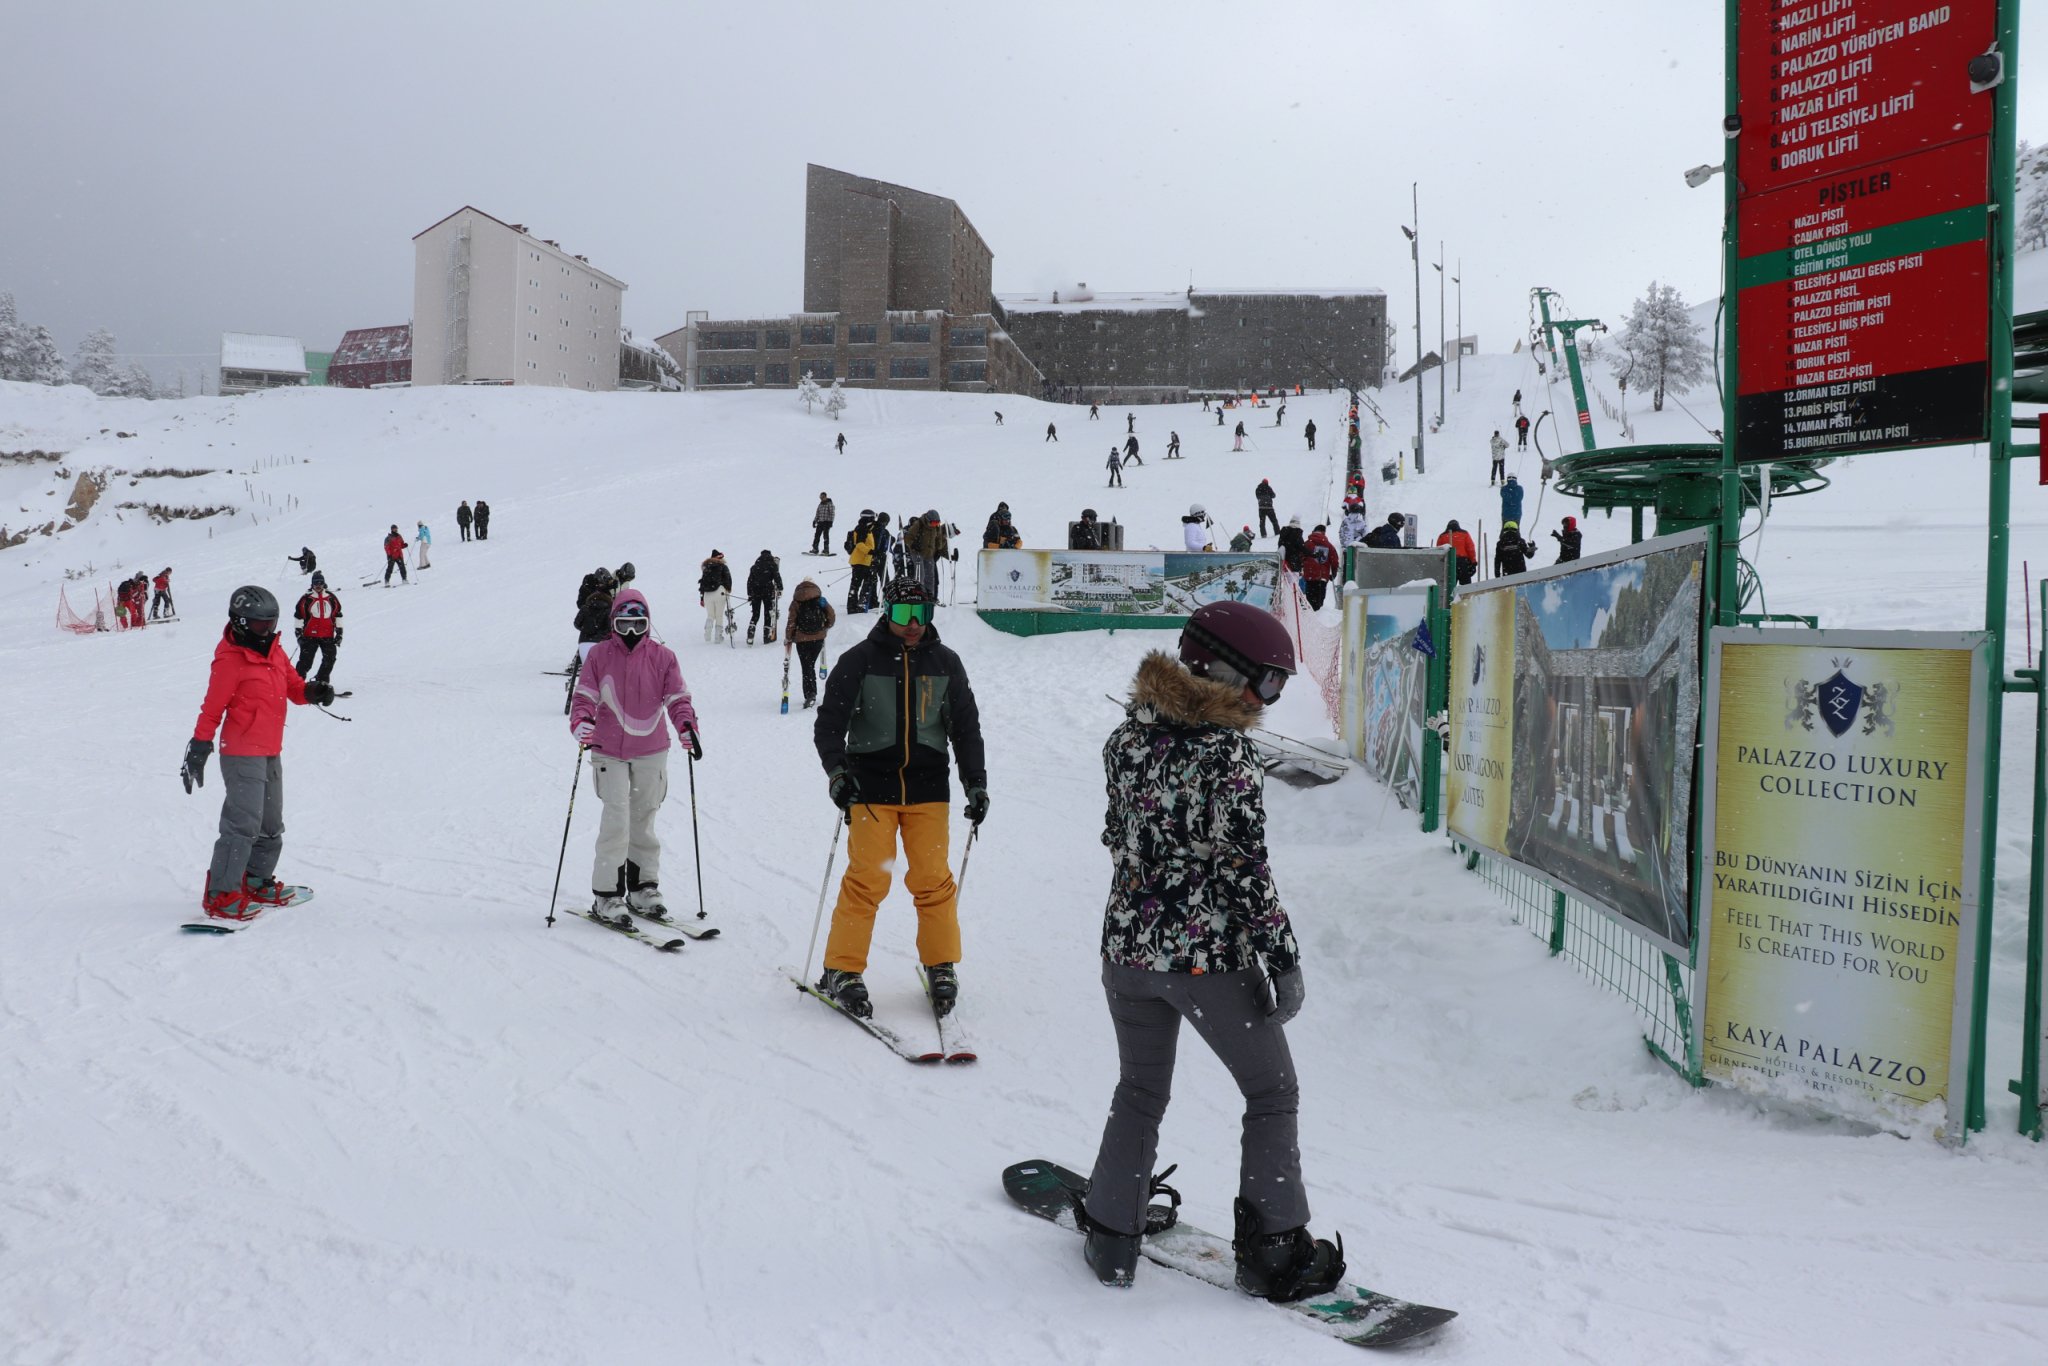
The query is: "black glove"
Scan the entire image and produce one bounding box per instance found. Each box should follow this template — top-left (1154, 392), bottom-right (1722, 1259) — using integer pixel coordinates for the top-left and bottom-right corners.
top-left (1263, 964), bottom-right (1306, 1025)
top-left (334, 627), bottom-right (343, 645)
top-left (294, 628), bottom-right (305, 644)
top-left (687, 727), bottom-right (704, 760)
top-left (305, 679), bottom-right (336, 706)
top-left (828, 769), bottom-right (859, 812)
top-left (963, 786), bottom-right (990, 826)
top-left (180, 739), bottom-right (212, 794)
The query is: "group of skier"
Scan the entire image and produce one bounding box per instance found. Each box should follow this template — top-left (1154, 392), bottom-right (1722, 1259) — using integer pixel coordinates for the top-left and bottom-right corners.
top-left (113, 569), bottom-right (173, 628)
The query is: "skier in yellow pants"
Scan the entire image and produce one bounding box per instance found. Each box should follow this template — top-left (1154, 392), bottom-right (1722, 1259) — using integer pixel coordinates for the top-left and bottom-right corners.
top-left (812, 575), bottom-right (987, 1019)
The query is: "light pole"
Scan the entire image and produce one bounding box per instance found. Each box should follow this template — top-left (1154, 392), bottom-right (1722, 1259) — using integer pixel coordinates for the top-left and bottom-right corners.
top-left (1452, 259), bottom-right (1462, 393)
top-left (1400, 184), bottom-right (1425, 474)
top-left (1433, 242), bottom-right (1446, 426)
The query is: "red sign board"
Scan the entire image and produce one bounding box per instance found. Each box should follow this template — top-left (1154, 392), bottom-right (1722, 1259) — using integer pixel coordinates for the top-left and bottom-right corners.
top-left (1734, 0), bottom-right (1998, 461)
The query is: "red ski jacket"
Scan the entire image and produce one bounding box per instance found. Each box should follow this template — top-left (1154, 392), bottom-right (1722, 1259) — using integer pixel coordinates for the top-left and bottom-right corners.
top-left (1437, 530), bottom-right (1477, 563)
top-left (192, 626), bottom-right (310, 756)
top-left (153, 572), bottom-right (171, 593)
top-left (1301, 532), bottom-right (1340, 582)
top-left (384, 532), bottom-right (407, 561)
top-left (295, 589), bottom-right (341, 640)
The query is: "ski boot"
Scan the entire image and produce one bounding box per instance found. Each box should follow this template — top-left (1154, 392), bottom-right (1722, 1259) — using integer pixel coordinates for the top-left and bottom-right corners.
top-left (817, 968), bottom-right (872, 1018)
top-left (591, 893), bottom-right (631, 927)
top-left (925, 962), bottom-right (959, 1017)
top-left (201, 880), bottom-right (258, 922)
top-left (626, 885), bottom-right (671, 921)
top-left (242, 876), bottom-right (298, 908)
top-left (1230, 1198), bottom-right (1346, 1302)
top-left (746, 625), bottom-right (756, 645)
top-left (1070, 1194), bottom-right (1139, 1288)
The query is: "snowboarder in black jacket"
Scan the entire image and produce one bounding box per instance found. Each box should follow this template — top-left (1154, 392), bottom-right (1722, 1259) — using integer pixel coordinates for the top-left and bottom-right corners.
top-left (1254, 479), bottom-right (1279, 538)
top-left (1493, 525), bottom-right (1535, 578)
top-left (1551, 515), bottom-right (1583, 563)
top-left (746, 550), bottom-right (784, 644)
top-left (1361, 513), bottom-right (1406, 550)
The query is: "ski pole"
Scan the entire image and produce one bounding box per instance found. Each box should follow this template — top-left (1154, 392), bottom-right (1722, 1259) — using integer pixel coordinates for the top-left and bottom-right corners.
top-left (801, 812), bottom-right (848, 983)
top-left (687, 743), bottom-right (708, 922)
top-left (954, 823), bottom-right (978, 904)
top-left (312, 705), bottom-right (353, 722)
top-left (546, 745), bottom-right (586, 928)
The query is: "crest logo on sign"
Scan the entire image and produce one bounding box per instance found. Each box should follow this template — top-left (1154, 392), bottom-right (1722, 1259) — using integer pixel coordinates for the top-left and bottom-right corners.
top-left (1786, 657), bottom-right (1895, 738)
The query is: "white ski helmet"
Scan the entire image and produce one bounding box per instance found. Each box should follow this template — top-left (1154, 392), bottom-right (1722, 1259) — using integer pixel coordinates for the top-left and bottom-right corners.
top-left (1189, 503), bottom-right (1206, 518)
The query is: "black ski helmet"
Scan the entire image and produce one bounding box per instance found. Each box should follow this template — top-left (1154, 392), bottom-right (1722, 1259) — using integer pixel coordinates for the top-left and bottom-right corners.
top-left (883, 575), bottom-right (931, 606)
top-left (614, 561), bottom-right (636, 584)
top-left (227, 585), bottom-right (280, 651)
top-left (1179, 601), bottom-right (1296, 702)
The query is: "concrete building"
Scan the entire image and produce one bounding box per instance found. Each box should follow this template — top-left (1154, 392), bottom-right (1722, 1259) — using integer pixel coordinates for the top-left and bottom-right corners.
top-left (664, 165), bottom-right (1041, 396)
top-left (218, 334), bottom-right (308, 395)
top-left (411, 206), bottom-right (625, 390)
top-left (993, 286), bottom-right (1388, 402)
top-left (328, 325), bottom-right (412, 388)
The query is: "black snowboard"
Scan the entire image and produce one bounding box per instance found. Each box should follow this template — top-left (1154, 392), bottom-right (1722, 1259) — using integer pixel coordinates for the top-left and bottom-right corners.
top-left (1002, 1159), bottom-right (1455, 1350)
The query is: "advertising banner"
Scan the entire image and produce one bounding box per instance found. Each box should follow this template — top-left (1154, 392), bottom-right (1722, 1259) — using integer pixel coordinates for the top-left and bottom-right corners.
top-left (1696, 629), bottom-right (1987, 1132)
top-left (1342, 590), bottom-right (1431, 810)
top-left (1448, 531), bottom-right (1708, 951)
top-left (977, 549), bottom-right (1280, 616)
top-left (1349, 546), bottom-right (1454, 600)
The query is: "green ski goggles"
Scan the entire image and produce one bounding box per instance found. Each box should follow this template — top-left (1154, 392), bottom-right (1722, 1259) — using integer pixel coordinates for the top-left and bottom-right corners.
top-left (888, 601), bottom-right (933, 627)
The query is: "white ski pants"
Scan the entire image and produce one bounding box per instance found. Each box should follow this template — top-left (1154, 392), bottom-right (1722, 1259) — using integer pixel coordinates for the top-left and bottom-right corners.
top-left (703, 588), bottom-right (730, 641)
top-left (589, 750), bottom-right (668, 895)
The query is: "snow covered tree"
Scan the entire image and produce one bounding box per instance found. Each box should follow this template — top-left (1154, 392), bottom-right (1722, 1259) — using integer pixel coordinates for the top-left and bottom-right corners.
top-left (823, 378), bottom-right (847, 420)
top-left (20, 325), bottom-right (65, 385)
top-left (0, 293), bottom-right (25, 382)
top-left (796, 369), bottom-right (824, 412)
top-left (1610, 282), bottom-right (1709, 412)
top-left (2018, 139), bottom-right (2048, 254)
top-left (118, 364), bottom-right (156, 399)
top-left (69, 329), bottom-right (124, 395)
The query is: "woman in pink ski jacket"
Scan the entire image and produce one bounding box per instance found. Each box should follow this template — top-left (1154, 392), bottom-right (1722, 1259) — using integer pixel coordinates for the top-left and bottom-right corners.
top-left (568, 588), bottom-right (703, 924)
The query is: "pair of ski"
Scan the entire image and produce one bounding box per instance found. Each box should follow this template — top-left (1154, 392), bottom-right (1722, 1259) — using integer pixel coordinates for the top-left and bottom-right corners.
top-left (1003, 1159), bottom-right (1456, 1351)
top-left (179, 885), bottom-right (315, 933)
top-left (790, 967), bottom-right (975, 1063)
top-left (779, 647), bottom-right (829, 714)
top-left (567, 904), bottom-right (720, 952)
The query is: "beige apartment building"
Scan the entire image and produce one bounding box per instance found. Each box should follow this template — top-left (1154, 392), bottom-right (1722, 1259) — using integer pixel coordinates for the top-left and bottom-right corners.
top-left (411, 206), bottom-right (626, 390)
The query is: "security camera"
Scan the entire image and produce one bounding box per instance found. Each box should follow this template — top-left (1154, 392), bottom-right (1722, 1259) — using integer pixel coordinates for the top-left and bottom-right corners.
top-left (1684, 163), bottom-right (1723, 189)
top-left (1969, 49), bottom-right (2004, 93)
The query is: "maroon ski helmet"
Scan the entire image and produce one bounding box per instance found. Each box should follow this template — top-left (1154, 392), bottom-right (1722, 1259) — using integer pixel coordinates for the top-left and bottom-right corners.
top-left (1179, 601), bottom-right (1296, 703)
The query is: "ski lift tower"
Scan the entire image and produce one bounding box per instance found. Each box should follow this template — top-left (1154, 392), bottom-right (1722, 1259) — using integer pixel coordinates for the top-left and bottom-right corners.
top-left (1531, 287), bottom-right (1606, 452)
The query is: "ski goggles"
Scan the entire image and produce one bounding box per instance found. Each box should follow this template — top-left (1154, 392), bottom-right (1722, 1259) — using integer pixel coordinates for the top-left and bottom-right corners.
top-left (888, 601), bottom-right (932, 627)
top-left (1250, 665), bottom-right (1289, 705)
top-left (612, 604), bottom-right (649, 636)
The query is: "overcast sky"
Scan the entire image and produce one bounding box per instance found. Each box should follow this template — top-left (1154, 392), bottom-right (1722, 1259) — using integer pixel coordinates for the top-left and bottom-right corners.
top-left (4, 0), bottom-right (2042, 389)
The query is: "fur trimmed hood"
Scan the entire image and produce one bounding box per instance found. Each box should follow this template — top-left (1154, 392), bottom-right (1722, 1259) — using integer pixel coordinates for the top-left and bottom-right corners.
top-left (1128, 651), bottom-right (1261, 731)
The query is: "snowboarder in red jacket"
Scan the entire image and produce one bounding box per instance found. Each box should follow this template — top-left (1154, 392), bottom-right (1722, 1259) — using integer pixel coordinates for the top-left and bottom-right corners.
top-left (181, 586), bottom-right (333, 921)
top-left (382, 524), bottom-right (409, 585)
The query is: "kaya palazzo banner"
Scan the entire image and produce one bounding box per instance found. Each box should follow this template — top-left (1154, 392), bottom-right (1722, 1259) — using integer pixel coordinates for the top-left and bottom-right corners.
top-left (1696, 630), bottom-right (1988, 1132)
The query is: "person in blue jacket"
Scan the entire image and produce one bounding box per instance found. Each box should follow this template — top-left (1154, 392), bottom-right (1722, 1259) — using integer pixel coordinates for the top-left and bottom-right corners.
top-left (1499, 474), bottom-right (1524, 530)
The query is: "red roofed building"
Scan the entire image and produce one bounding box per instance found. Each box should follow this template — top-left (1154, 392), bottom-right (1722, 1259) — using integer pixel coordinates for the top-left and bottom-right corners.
top-left (329, 325), bottom-right (413, 388)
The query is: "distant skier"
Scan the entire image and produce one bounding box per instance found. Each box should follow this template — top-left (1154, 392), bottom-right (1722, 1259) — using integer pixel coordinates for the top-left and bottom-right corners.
top-left (835, 432), bottom-right (847, 454)
top-left (1512, 389), bottom-right (1523, 420)
top-left (1362, 512), bottom-right (1406, 550)
top-left (1217, 408), bottom-right (1225, 427)
top-left (182, 585), bottom-right (333, 923)
top-left (1303, 418), bottom-right (1317, 451)
top-left (1514, 413), bottom-right (1530, 449)
top-left (1076, 602), bottom-right (1342, 1299)
top-left (1070, 508), bottom-right (1104, 550)
top-left (1106, 448), bottom-right (1124, 487)
top-left (1182, 504), bottom-right (1213, 552)
top-left (1551, 515), bottom-right (1583, 563)
top-left (1494, 523), bottom-right (1535, 578)
top-left (1436, 520), bottom-right (1477, 586)
top-left (1046, 422), bottom-right (1059, 443)
top-left (1166, 431), bottom-right (1181, 459)
top-left (473, 500), bottom-right (490, 540)
top-left (1500, 473), bottom-right (1524, 529)
top-left (1277, 516), bottom-right (1306, 573)
top-left (1089, 403), bottom-right (1100, 420)
top-left (415, 520), bottom-right (432, 569)
top-left (1233, 420), bottom-right (1246, 452)
top-left (1489, 431), bottom-right (1508, 486)
top-left (1124, 434), bottom-right (1142, 466)
top-left (569, 587), bottom-right (703, 926)
top-left (1229, 526), bottom-right (1255, 553)
top-left (1255, 479), bottom-right (1279, 538)
top-left (1127, 412), bottom-right (1136, 434)
top-left (288, 546), bottom-right (316, 576)
top-left (783, 579), bottom-right (837, 709)
top-left (1300, 525), bottom-right (1339, 610)
top-left (811, 575), bottom-right (986, 1019)
top-left (382, 524), bottom-right (409, 585)
top-left (151, 567), bottom-right (175, 620)
top-left (746, 549), bottom-right (784, 645)
top-left (698, 550), bottom-right (733, 643)
top-left (292, 572), bottom-right (343, 685)
top-left (457, 500), bottom-right (473, 542)
top-left (994, 411), bottom-right (1004, 426)
top-left (1274, 403), bottom-right (1286, 427)
top-left (812, 492), bottom-right (836, 555)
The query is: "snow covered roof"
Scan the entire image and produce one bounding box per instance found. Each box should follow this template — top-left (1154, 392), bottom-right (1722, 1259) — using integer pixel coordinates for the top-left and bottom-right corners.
top-left (333, 325), bottom-right (412, 365)
top-left (219, 333), bottom-right (307, 374)
top-left (1191, 285), bottom-right (1386, 298)
top-left (996, 291), bottom-right (1189, 314)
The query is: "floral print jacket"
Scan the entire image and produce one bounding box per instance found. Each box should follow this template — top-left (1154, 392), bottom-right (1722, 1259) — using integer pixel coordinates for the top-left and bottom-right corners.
top-left (1099, 651), bottom-right (1300, 975)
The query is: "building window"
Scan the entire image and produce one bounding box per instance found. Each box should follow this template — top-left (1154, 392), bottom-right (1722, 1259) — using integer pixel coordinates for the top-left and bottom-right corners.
top-left (800, 324), bottom-right (835, 346)
top-left (950, 328), bottom-right (987, 348)
top-left (764, 328), bottom-right (791, 350)
top-left (948, 361), bottom-right (987, 383)
top-left (889, 357), bottom-right (931, 380)
top-left (847, 358), bottom-right (877, 380)
top-left (698, 364), bottom-right (757, 385)
top-left (799, 359), bottom-right (835, 381)
top-left (892, 322), bottom-right (933, 344)
top-left (765, 362), bottom-right (792, 385)
top-left (848, 324), bottom-right (878, 344)
top-left (699, 330), bottom-right (757, 351)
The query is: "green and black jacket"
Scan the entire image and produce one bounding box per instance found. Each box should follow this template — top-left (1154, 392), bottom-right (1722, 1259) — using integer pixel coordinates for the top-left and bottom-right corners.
top-left (814, 618), bottom-right (986, 805)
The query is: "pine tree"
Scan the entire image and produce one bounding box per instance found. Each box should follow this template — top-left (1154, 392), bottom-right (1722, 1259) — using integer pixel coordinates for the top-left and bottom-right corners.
top-left (796, 369), bottom-right (823, 412)
top-left (1610, 282), bottom-right (1709, 412)
top-left (21, 324), bottom-right (66, 386)
top-left (119, 364), bottom-right (156, 399)
top-left (823, 377), bottom-right (847, 420)
top-left (69, 329), bottom-right (124, 395)
top-left (2018, 139), bottom-right (2048, 254)
top-left (0, 293), bottom-right (22, 382)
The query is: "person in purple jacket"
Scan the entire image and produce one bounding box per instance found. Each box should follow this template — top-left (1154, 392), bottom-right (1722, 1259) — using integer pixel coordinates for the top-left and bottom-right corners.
top-left (568, 588), bottom-right (703, 926)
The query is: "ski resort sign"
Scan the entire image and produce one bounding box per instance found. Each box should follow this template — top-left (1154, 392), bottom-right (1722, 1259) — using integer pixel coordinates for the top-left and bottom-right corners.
top-left (1732, 0), bottom-right (1999, 461)
top-left (1695, 630), bottom-right (1988, 1135)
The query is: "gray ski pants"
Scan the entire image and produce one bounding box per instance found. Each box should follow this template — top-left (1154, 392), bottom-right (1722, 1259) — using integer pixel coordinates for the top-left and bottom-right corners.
top-left (208, 755), bottom-right (284, 895)
top-left (1085, 960), bottom-right (1308, 1237)
top-left (590, 750), bottom-right (668, 895)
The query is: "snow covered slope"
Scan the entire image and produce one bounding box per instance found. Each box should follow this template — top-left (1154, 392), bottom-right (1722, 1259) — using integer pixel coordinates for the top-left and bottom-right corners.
top-left (4, 373), bottom-right (2048, 1366)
